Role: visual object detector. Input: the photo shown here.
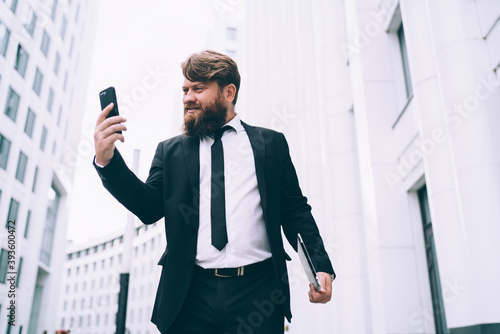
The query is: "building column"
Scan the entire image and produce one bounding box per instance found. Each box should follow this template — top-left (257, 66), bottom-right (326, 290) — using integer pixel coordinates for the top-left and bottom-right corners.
top-left (404, 0), bottom-right (500, 330)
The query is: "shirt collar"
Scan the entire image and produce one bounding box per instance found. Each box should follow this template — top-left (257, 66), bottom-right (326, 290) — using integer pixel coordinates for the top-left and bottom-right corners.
top-left (225, 113), bottom-right (244, 134)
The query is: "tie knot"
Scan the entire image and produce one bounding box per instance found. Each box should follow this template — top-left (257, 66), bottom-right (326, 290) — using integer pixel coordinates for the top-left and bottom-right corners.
top-left (213, 125), bottom-right (232, 142)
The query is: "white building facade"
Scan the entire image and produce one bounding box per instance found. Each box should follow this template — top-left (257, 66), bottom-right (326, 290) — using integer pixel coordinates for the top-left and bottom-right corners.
top-left (242, 0), bottom-right (500, 333)
top-left (57, 221), bottom-right (165, 334)
top-left (0, 0), bottom-right (97, 333)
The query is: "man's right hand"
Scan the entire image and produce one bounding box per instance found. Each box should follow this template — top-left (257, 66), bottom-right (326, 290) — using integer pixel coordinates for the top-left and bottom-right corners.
top-left (94, 103), bottom-right (127, 167)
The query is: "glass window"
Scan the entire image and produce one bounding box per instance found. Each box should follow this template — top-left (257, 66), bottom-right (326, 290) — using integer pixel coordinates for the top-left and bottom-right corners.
top-left (24, 108), bottom-right (36, 138)
top-left (39, 183), bottom-right (60, 266)
top-left (63, 71), bottom-right (68, 91)
top-left (0, 21), bottom-right (10, 57)
top-left (4, 87), bottom-right (20, 122)
top-left (0, 133), bottom-right (12, 170)
top-left (50, 0), bottom-right (57, 20)
top-left (15, 257), bottom-right (22, 287)
top-left (57, 106), bottom-right (62, 126)
top-left (14, 44), bottom-right (29, 77)
top-left (226, 27), bottom-right (237, 41)
top-left (47, 88), bottom-right (54, 112)
top-left (6, 318), bottom-right (12, 333)
top-left (418, 185), bottom-right (448, 332)
top-left (32, 166), bottom-right (38, 192)
top-left (24, 210), bottom-right (31, 238)
top-left (60, 15), bottom-right (67, 40)
top-left (68, 36), bottom-right (74, 58)
top-left (54, 52), bottom-right (60, 75)
top-left (75, 3), bottom-right (80, 22)
top-left (33, 68), bottom-right (43, 95)
top-left (23, 8), bottom-right (37, 36)
top-left (397, 23), bottom-right (413, 99)
top-left (6, 198), bottom-right (20, 228)
top-left (40, 30), bottom-right (50, 57)
top-left (0, 249), bottom-right (8, 283)
top-left (40, 126), bottom-right (47, 151)
top-left (15, 151), bottom-right (28, 183)
top-left (4, 0), bottom-right (18, 13)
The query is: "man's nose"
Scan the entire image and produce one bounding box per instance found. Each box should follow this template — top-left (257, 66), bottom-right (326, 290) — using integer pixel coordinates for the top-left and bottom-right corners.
top-left (183, 90), bottom-right (196, 103)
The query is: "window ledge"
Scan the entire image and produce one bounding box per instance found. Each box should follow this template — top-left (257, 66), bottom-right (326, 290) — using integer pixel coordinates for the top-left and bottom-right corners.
top-left (392, 93), bottom-right (413, 129)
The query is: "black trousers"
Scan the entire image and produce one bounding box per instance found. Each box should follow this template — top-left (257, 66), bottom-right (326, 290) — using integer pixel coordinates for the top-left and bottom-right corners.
top-left (165, 262), bottom-right (285, 334)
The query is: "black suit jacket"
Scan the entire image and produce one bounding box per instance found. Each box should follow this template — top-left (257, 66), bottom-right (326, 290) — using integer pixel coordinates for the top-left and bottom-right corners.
top-left (95, 122), bottom-right (334, 333)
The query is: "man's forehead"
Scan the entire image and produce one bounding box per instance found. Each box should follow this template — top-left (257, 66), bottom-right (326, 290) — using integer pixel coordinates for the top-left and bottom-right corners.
top-left (182, 79), bottom-right (210, 87)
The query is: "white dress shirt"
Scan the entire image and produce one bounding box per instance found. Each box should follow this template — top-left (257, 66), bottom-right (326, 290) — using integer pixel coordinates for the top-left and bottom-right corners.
top-left (196, 114), bottom-right (272, 269)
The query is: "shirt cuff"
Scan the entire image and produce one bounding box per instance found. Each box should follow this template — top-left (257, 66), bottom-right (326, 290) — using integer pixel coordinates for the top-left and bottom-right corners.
top-left (93, 156), bottom-right (105, 168)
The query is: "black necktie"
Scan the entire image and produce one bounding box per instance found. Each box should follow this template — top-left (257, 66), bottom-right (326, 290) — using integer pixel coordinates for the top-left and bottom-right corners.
top-left (211, 126), bottom-right (232, 251)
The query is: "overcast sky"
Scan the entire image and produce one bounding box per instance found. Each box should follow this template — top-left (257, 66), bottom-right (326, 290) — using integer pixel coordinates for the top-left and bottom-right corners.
top-left (66, 0), bottom-right (227, 243)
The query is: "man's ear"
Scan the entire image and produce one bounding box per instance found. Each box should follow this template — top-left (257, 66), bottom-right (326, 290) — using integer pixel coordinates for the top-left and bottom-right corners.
top-left (224, 84), bottom-right (236, 104)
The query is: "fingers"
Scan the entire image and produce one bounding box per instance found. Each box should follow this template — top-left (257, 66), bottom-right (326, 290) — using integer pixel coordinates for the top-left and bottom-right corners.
top-left (96, 103), bottom-right (127, 126)
top-left (99, 122), bottom-right (128, 138)
top-left (94, 105), bottom-right (127, 143)
top-left (96, 103), bottom-right (114, 125)
top-left (94, 104), bottom-right (127, 166)
top-left (94, 130), bottom-right (125, 167)
top-left (94, 120), bottom-right (127, 145)
top-left (308, 273), bottom-right (332, 304)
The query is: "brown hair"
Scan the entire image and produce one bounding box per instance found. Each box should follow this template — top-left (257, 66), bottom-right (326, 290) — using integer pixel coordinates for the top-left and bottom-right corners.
top-left (181, 50), bottom-right (241, 105)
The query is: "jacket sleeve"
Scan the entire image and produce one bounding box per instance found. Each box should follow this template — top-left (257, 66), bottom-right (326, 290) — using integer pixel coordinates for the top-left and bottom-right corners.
top-left (93, 145), bottom-right (164, 224)
top-left (278, 133), bottom-right (335, 276)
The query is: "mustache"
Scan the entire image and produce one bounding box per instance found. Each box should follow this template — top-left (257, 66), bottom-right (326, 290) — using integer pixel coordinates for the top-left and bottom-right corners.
top-left (184, 103), bottom-right (201, 109)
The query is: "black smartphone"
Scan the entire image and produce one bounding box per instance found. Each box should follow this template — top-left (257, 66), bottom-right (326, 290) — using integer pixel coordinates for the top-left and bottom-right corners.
top-left (99, 86), bottom-right (122, 134)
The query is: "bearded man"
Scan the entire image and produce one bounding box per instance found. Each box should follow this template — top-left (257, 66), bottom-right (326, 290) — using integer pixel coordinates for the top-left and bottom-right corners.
top-left (93, 50), bottom-right (335, 334)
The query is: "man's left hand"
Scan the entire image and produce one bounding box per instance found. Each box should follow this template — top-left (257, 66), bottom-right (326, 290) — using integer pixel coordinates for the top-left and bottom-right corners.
top-left (308, 272), bottom-right (332, 304)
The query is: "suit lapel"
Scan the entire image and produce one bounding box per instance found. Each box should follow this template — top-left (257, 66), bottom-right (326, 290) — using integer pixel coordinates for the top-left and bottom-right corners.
top-left (242, 122), bottom-right (267, 214)
top-left (182, 135), bottom-right (200, 230)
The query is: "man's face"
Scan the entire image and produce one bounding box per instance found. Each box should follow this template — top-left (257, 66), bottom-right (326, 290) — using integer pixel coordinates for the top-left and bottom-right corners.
top-left (182, 79), bottom-right (228, 137)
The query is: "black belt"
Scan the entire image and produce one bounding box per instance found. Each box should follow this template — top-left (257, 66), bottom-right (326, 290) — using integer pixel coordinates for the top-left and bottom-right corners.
top-left (195, 258), bottom-right (273, 278)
